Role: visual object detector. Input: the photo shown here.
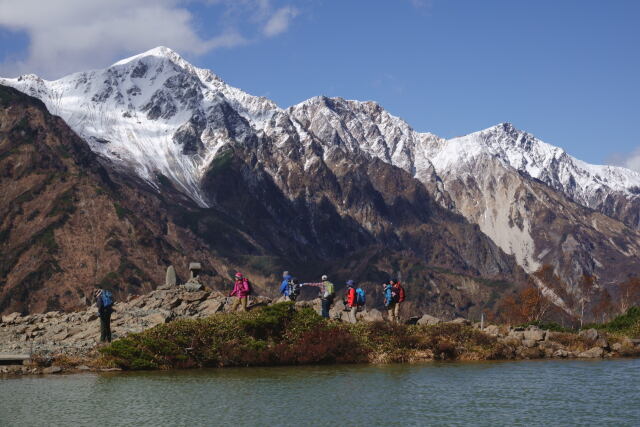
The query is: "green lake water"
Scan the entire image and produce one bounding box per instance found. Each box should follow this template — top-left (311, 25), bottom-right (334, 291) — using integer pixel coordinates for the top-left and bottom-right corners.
top-left (1, 359), bottom-right (639, 426)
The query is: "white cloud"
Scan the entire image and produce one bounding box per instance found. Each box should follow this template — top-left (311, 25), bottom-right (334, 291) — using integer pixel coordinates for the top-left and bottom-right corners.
top-left (263, 6), bottom-right (299, 37)
top-left (0, 0), bottom-right (298, 79)
top-left (607, 147), bottom-right (640, 173)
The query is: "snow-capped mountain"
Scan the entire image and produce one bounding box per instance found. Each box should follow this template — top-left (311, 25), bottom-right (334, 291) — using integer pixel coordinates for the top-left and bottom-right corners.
top-left (1, 46), bottom-right (281, 207)
top-left (3, 46), bottom-right (640, 290)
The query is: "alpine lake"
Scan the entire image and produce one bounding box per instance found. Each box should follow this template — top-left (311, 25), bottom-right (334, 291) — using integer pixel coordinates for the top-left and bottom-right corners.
top-left (1, 358), bottom-right (639, 426)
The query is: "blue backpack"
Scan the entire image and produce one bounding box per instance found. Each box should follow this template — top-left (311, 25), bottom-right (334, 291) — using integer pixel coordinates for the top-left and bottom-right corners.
top-left (101, 290), bottom-right (114, 308)
top-left (356, 288), bottom-right (366, 305)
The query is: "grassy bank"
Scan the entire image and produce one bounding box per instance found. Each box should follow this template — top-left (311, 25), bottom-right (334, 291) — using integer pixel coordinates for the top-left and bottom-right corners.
top-left (98, 302), bottom-right (506, 370)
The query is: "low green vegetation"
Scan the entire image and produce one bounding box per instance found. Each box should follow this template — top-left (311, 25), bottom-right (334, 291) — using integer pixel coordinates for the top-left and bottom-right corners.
top-left (100, 302), bottom-right (507, 370)
top-left (588, 307), bottom-right (640, 337)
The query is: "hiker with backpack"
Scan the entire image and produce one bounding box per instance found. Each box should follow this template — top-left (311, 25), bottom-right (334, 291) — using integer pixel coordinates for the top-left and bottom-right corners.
top-left (280, 271), bottom-right (294, 301)
top-left (301, 274), bottom-right (335, 318)
top-left (344, 280), bottom-right (358, 323)
top-left (95, 286), bottom-right (114, 343)
top-left (230, 272), bottom-right (251, 311)
top-left (392, 280), bottom-right (406, 323)
top-left (383, 280), bottom-right (396, 323)
top-left (355, 283), bottom-right (366, 312)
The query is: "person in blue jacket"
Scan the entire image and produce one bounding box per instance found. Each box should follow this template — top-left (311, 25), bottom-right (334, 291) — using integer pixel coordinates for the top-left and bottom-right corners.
top-left (383, 281), bottom-right (395, 322)
top-left (279, 271), bottom-right (293, 300)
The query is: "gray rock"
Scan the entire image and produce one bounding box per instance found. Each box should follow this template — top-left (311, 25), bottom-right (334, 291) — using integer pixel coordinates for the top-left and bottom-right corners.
top-left (42, 366), bottom-right (62, 374)
top-left (578, 347), bottom-right (604, 358)
top-left (450, 317), bottom-right (471, 325)
top-left (524, 327), bottom-right (546, 342)
top-left (522, 339), bottom-right (538, 348)
top-left (181, 282), bottom-right (204, 292)
top-left (165, 265), bottom-right (177, 287)
top-left (553, 349), bottom-right (570, 358)
top-left (417, 314), bottom-right (442, 326)
top-left (612, 342), bottom-right (623, 352)
top-left (483, 325), bottom-right (501, 336)
top-left (2, 312), bottom-right (21, 324)
top-left (579, 328), bottom-right (599, 342)
top-left (360, 309), bottom-right (384, 322)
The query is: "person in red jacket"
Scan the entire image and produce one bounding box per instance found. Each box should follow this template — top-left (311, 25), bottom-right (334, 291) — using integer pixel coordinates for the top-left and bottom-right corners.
top-left (345, 280), bottom-right (358, 323)
top-left (230, 272), bottom-right (251, 311)
top-left (391, 280), bottom-right (406, 323)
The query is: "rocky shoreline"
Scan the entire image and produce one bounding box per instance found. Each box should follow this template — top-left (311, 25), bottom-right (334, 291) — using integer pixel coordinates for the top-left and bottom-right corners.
top-left (2, 287), bottom-right (639, 376)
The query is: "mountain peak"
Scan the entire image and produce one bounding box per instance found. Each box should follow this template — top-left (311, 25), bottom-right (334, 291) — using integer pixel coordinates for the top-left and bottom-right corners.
top-left (111, 46), bottom-right (186, 67)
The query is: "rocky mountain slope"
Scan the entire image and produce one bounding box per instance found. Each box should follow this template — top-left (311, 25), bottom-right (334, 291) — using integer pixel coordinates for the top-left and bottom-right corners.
top-left (0, 84), bottom-right (526, 318)
top-left (2, 46), bottom-right (640, 313)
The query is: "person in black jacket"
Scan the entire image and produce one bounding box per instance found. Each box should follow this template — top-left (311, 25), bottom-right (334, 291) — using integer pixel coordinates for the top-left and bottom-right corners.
top-left (95, 286), bottom-right (113, 343)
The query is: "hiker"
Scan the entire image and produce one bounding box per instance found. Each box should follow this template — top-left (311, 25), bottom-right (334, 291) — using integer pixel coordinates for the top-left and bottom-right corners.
top-left (302, 274), bottom-right (335, 318)
top-left (280, 271), bottom-right (293, 301)
top-left (95, 286), bottom-right (114, 343)
top-left (230, 272), bottom-right (251, 311)
top-left (355, 283), bottom-right (366, 312)
top-left (383, 281), bottom-right (395, 323)
top-left (392, 280), bottom-right (406, 323)
top-left (344, 280), bottom-right (358, 323)
top-left (288, 278), bottom-right (301, 302)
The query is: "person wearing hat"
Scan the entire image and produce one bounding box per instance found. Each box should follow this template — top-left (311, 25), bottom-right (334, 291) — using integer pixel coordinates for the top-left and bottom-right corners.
top-left (230, 272), bottom-right (251, 311)
top-left (302, 274), bottom-right (335, 318)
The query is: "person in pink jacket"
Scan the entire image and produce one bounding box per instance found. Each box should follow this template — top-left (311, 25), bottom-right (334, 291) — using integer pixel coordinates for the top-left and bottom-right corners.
top-left (230, 272), bottom-right (251, 311)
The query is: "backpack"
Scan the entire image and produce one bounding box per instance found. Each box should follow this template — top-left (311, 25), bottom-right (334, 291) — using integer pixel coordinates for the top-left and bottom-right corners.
top-left (242, 278), bottom-right (252, 295)
top-left (356, 288), bottom-right (366, 305)
top-left (288, 279), bottom-right (301, 299)
top-left (397, 284), bottom-right (405, 302)
top-left (391, 287), bottom-right (400, 303)
top-left (101, 290), bottom-right (114, 309)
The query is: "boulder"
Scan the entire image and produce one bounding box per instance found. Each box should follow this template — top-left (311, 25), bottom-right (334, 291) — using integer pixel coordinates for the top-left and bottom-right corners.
top-left (198, 299), bottom-right (223, 316)
top-left (483, 325), bottom-right (501, 336)
top-left (417, 314), bottom-right (442, 326)
top-left (579, 328), bottom-right (599, 342)
top-left (508, 330), bottom-right (525, 340)
top-left (181, 291), bottom-right (209, 303)
top-left (523, 327), bottom-right (546, 342)
top-left (2, 312), bottom-right (21, 324)
top-left (142, 311), bottom-right (171, 327)
top-left (522, 339), bottom-right (538, 348)
top-left (553, 349), bottom-right (570, 358)
top-left (450, 317), bottom-right (471, 325)
top-left (578, 347), bottom-right (604, 358)
top-left (42, 366), bottom-right (62, 374)
top-left (612, 342), bottom-right (623, 352)
top-left (360, 309), bottom-right (384, 322)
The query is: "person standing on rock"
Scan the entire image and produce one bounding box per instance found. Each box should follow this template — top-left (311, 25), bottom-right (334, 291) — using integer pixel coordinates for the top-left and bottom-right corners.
top-left (392, 280), bottom-right (405, 323)
top-left (280, 271), bottom-right (293, 301)
top-left (383, 281), bottom-right (396, 323)
top-left (345, 280), bottom-right (358, 323)
top-left (95, 286), bottom-right (114, 343)
top-left (230, 272), bottom-right (250, 311)
top-left (302, 275), bottom-right (335, 318)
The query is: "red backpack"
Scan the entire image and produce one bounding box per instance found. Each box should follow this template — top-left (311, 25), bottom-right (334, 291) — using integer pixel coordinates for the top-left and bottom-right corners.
top-left (242, 278), bottom-right (252, 294)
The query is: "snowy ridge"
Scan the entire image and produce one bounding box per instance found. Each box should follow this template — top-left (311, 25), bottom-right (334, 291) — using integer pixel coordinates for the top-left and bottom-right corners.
top-left (2, 46), bottom-right (639, 213)
top-left (428, 123), bottom-right (640, 205)
top-left (0, 46), bottom-right (281, 207)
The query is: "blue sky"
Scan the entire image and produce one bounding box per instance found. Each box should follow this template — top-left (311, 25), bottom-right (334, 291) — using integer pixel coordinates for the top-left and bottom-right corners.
top-left (0, 0), bottom-right (639, 169)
